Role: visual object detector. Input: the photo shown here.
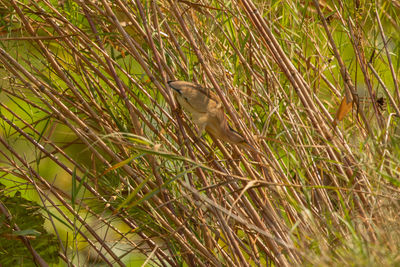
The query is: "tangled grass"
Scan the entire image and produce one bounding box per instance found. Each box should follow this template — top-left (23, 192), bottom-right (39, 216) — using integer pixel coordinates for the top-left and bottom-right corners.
top-left (1, 0), bottom-right (400, 266)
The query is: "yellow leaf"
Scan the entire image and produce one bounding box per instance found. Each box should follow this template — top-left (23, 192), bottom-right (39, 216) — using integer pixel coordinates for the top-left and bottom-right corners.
top-left (333, 95), bottom-right (352, 127)
top-left (102, 156), bottom-right (134, 175)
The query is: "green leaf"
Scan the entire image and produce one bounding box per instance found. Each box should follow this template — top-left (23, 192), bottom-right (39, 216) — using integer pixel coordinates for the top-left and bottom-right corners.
top-left (12, 229), bottom-right (41, 237)
top-left (0, 192), bottom-right (59, 266)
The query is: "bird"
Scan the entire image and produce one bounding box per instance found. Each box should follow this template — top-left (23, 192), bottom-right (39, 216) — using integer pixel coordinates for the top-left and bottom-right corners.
top-left (168, 80), bottom-right (252, 148)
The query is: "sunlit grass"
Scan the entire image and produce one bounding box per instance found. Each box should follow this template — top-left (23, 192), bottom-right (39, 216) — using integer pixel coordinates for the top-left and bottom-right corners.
top-left (0, 0), bottom-right (400, 266)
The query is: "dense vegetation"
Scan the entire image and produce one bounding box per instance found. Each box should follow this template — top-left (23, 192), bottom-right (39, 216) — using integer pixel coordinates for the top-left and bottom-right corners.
top-left (1, 0), bottom-right (400, 266)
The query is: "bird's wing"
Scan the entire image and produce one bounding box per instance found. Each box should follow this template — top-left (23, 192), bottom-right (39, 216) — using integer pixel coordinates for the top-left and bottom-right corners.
top-left (195, 85), bottom-right (220, 103)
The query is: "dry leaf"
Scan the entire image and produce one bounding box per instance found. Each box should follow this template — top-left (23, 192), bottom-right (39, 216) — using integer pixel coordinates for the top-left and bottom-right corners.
top-left (333, 95), bottom-right (352, 127)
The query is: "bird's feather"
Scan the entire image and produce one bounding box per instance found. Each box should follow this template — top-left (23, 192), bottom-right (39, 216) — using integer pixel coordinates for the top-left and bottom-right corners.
top-left (168, 80), bottom-right (249, 146)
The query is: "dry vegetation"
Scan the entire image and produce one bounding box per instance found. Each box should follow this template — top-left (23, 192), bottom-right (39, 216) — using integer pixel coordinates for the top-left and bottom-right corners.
top-left (1, 0), bottom-right (400, 266)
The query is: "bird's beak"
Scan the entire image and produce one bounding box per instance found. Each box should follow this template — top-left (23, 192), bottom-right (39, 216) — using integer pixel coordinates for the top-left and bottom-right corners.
top-left (168, 81), bottom-right (182, 95)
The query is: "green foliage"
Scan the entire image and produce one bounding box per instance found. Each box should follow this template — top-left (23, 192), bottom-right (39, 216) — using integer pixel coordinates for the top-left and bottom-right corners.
top-left (0, 186), bottom-right (59, 266)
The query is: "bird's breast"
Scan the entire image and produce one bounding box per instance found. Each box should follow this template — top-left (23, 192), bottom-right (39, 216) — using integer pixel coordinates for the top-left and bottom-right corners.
top-left (175, 94), bottom-right (203, 115)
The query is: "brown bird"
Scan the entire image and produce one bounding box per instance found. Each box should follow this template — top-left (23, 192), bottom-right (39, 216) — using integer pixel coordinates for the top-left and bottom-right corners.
top-left (168, 80), bottom-right (249, 147)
